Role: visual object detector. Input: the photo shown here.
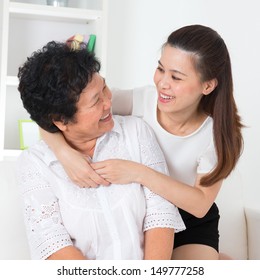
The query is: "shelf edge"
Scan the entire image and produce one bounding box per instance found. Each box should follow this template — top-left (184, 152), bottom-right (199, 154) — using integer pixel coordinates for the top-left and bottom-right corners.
top-left (6, 76), bottom-right (19, 86)
top-left (9, 2), bottom-right (102, 21)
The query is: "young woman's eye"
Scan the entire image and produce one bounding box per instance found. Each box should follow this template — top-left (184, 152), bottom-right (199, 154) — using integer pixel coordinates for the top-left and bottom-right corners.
top-left (157, 66), bottom-right (164, 72)
top-left (103, 85), bottom-right (108, 95)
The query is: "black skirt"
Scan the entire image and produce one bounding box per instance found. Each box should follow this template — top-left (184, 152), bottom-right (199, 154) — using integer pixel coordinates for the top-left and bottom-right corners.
top-left (174, 203), bottom-right (220, 252)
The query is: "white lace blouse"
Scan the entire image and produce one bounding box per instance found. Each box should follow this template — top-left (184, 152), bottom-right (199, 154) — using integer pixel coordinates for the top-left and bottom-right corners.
top-left (17, 115), bottom-right (185, 260)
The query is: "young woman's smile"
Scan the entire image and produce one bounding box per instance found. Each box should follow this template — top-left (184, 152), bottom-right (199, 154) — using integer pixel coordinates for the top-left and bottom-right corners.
top-left (154, 45), bottom-right (205, 115)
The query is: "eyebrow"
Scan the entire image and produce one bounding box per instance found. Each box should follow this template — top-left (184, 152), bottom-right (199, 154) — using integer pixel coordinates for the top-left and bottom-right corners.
top-left (158, 60), bottom-right (187, 76)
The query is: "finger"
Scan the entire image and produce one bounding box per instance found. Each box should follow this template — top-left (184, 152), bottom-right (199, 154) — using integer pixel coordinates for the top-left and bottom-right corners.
top-left (92, 175), bottom-right (110, 186)
top-left (94, 168), bottom-right (106, 175)
top-left (88, 169), bottom-right (110, 186)
top-left (78, 178), bottom-right (98, 188)
top-left (91, 161), bottom-right (109, 170)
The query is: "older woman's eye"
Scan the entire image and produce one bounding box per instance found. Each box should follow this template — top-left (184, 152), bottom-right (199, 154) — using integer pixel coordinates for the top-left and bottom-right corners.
top-left (95, 98), bottom-right (101, 105)
top-left (172, 75), bottom-right (181, 81)
top-left (90, 97), bottom-right (100, 107)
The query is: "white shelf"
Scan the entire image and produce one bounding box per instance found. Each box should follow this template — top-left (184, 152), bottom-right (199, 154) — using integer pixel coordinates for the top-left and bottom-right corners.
top-left (0, 0), bottom-right (107, 159)
top-left (6, 76), bottom-right (19, 86)
top-left (9, 2), bottom-right (102, 22)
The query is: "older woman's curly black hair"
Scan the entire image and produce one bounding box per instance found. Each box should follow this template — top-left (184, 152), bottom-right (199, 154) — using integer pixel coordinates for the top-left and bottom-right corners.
top-left (18, 41), bottom-right (101, 132)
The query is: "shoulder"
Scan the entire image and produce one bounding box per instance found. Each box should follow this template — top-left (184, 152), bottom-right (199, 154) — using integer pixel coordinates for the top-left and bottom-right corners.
top-left (133, 85), bottom-right (156, 94)
top-left (17, 141), bottom-right (51, 174)
top-left (16, 141), bottom-right (51, 194)
top-left (133, 85), bottom-right (156, 103)
top-left (114, 115), bottom-right (153, 134)
top-left (113, 115), bottom-right (143, 126)
top-left (203, 116), bottom-right (214, 130)
top-left (18, 142), bottom-right (40, 163)
top-left (193, 116), bottom-right (214, 139)
top-left (132, 85), bottom-right (156, 117)
top-left (113, 115), bottom-right (156, 146)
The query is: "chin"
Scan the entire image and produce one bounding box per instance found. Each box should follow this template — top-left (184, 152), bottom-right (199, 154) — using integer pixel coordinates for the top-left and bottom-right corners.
top-left (103, 118), bottom-right (114, 132)
top-left (157, 102), bottom-right (173, 113)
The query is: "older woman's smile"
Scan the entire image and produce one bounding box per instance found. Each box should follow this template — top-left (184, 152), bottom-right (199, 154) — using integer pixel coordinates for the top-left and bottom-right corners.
top-left (100, 112), bottom-right (112, 122)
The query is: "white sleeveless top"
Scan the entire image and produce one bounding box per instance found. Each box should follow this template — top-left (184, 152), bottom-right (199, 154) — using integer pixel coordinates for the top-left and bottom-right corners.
top-left (113, 86), bottom-right (217, 186)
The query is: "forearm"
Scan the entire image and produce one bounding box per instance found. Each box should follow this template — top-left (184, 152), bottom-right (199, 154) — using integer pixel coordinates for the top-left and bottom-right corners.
top-left (92, 159), bottom-right (221, 217)
top-left (40, 127), bottom-right (109, 187)
top-left (144, 228), bottom-right (174, 260)
top-left (39, 127), bottom-right (69, 155)
top-left (137, 164), bottom-right (218, 218)
top-left (47, 246), bottom-right (87, 260)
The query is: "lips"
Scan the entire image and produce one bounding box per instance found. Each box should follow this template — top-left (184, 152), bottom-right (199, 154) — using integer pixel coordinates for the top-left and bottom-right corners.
top-left (100, 112), bottom-right (112, 122)
top-left (158, 92), bottom-right (175, 103)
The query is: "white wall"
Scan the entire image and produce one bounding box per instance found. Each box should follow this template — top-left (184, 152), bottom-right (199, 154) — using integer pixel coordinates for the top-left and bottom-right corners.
top-left (106, 0), bottom-right (260, 209)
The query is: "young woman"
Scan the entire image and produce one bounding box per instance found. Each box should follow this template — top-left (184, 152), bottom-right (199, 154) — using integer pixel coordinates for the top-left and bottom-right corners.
top-left (40, 25), bottom-right (244, 259)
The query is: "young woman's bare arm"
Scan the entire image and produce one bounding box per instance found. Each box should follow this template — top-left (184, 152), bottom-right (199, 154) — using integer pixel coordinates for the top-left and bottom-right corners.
top-left (91, 159), bottom-right (223, 218)
top-left (40, 128), bottom-right (109, 187)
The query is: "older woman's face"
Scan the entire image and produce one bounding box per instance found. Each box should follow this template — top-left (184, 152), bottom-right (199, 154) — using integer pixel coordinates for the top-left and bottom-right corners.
top-left (62, 73), bottom-right (114, 142)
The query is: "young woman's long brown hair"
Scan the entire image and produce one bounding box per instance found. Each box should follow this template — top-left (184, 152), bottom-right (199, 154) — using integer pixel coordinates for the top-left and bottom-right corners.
top-left (166, 25), bottom-right (244, 186)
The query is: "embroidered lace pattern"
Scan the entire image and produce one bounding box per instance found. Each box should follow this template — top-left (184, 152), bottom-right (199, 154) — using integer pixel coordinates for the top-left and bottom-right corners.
top-left (143, 188), bottom-right (185, 232)
top-left (17, 116), bottom-right (185, 259)
top-left (18, 154), bottom-right (72, 259)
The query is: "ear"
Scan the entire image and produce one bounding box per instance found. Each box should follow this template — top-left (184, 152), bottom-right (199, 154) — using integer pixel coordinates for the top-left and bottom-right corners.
top-left (52, 120), bottom-right (67, 132)
top-left (202, 78), bottom-right (218, 95)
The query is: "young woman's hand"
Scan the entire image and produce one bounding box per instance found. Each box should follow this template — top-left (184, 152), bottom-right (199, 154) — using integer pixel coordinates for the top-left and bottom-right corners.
top-left (57, 147), bottom-right (110, 188)
top-left (91, 159), bottom-right (142, 185)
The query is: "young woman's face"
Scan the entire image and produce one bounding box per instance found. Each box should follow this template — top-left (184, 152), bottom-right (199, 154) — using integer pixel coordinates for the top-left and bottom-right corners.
top-left (61, 73), bottom-right (114, 141)
top-left (153, 45), bottom-right (206, 115)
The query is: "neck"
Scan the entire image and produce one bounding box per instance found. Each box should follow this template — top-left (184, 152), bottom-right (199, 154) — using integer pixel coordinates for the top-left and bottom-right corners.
top-left (157, 108), bottom-right (207, 136)
top-left (64, 135), bottom-right (97, 158)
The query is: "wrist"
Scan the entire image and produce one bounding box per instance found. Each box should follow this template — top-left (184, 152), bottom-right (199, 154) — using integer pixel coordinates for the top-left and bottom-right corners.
top-left (135, 164), bottom-right (150, 185)
top-left (55, 141), bottom-right (74, 160)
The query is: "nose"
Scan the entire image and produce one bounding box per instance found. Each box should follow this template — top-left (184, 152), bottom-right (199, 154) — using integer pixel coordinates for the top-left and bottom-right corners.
top-left (158, 74), bottom-right (171, 89)
top-left (102, 89), bottom-right (112, 109)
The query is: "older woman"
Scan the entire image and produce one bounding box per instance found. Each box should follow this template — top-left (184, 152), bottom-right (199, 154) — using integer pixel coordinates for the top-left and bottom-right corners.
top-left (16, 41), bottom-right (185, 260)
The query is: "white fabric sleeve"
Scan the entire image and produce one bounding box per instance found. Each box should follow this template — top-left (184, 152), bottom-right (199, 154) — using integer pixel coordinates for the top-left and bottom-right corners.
top-left (132, 86), bottom-right (147, 117)
top-left (136, 119), bottom-right (186, 233)
top-left (16, 151), bottom-right (73, 259)
top-left (111, 86), bottom-right (149, 117)
top-left (197, 138), bottom-right (218, 174)
top-left (111, 88), bottom-right (134, 116)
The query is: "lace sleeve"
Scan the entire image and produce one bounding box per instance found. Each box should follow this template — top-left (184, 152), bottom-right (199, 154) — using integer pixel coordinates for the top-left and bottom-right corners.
top-left (16, 150), bottom-right (73, 259)
top-left (143, 187), bottom-right (185, 232)
top-left (137, 118), bottom-right (168, 173)
top-left (137, 120), bottom-right (186, 232)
